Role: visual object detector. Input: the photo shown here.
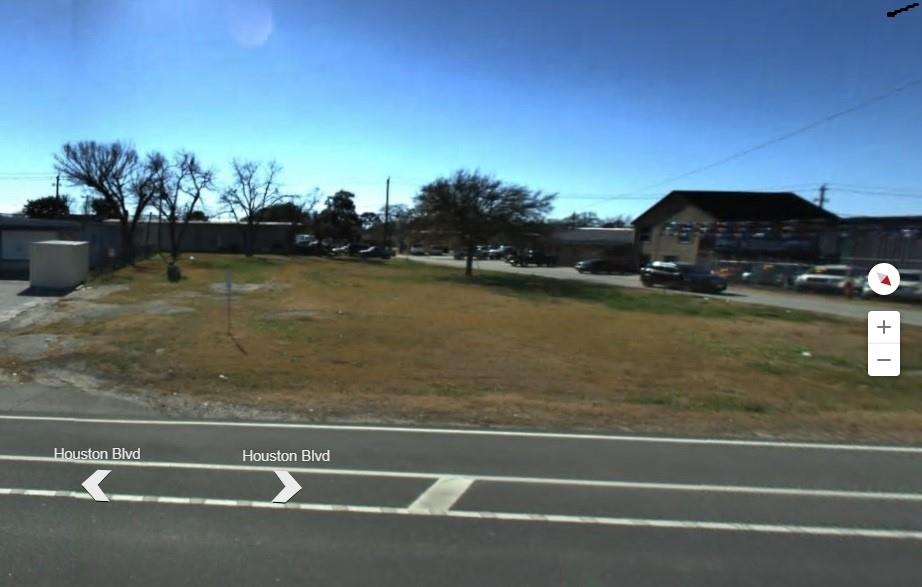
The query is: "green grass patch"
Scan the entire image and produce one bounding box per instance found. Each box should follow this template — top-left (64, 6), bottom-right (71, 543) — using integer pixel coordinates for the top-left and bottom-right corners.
top-left (441, 270), bottom-right (826, 322)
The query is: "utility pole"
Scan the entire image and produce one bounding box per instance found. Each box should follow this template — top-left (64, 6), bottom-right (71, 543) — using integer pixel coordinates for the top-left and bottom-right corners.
top-left (384, 176), bottom-right (390, 247)
top-left (54, 174), bottom-right (61, 199)
top-left (816, 183), bottom-right (828, 209)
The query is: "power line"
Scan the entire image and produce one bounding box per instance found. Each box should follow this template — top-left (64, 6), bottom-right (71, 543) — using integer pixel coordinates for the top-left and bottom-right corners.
top-left (830, 182), bottom-right (922, 195)
top-left (832, 187), bottom-right (922, 200)
top-left (597, 76), bottom-right (922, 201)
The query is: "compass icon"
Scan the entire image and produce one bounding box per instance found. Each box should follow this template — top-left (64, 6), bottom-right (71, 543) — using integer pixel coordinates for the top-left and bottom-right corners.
top-left (867, 263), bottom-right (901, 296)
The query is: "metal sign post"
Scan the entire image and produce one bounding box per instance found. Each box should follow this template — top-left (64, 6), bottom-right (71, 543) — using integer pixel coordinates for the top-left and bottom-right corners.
top-left (225, 269), bottom-right (232, 335)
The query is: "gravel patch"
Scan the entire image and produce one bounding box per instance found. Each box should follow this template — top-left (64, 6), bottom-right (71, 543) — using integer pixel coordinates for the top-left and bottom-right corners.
top-left (264, 309), bottom-right (319, 320)
top-left (209, 282), bottom-right (290, 295)
top-left (0, 333), bottom-right (82, 361)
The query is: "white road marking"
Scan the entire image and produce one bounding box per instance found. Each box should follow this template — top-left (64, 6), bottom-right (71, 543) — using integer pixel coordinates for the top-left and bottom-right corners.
top-left (1, 486), bottom-right (921, 541)
top-left (0, 414), bottom-right (919, 453)
top-left (408, 477), bottom-right (474, 513)
top-left (272, 471), bottom-right (302, 503)
top-left (2, 454), bottom-right (920, 502)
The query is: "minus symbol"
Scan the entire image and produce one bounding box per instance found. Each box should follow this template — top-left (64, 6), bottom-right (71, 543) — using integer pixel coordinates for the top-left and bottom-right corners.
top-left (877, 358), bottom-right (892, 362)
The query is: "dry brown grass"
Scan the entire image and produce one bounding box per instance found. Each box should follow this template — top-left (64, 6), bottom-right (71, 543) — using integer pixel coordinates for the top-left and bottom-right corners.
top-left (26, 254), bottom-right (922, 441)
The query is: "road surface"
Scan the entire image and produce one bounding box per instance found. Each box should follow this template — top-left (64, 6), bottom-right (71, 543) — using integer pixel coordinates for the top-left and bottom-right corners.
top-left (0, 281), bottom-right (48, 324)
top-left (1, 406), bottom-right (921, 585)
top-left (406, 256), bottom-right (922, 326)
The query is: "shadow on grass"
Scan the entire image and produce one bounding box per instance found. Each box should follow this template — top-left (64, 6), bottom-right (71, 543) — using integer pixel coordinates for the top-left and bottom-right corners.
top-left (229, 333), bottom-right (248, 355)
top-left (439, 271), bottom-right (825, 322)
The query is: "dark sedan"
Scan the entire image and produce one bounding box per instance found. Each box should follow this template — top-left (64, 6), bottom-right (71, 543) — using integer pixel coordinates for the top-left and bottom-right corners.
top-left (640, 261), bottom-right (728, 293)
top-left (359, 245), bottom-right (393, 259)
top-left (574, 258), bottom-right (633, 274)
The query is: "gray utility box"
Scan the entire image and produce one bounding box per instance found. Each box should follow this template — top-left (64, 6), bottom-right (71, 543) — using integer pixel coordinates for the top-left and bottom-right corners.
top-left (29, 240), bottom-right (90, 289)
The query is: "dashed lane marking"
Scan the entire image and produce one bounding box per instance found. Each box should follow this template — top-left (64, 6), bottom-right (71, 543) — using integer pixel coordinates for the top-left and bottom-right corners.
top-left (2, 487), bottom-right (921, 541)
top-left (1, 455), bottom-right (921, 502)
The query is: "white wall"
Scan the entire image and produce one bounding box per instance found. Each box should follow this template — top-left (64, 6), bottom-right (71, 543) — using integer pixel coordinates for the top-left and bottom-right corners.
top-left (29, 241), bottom-right (89, 289)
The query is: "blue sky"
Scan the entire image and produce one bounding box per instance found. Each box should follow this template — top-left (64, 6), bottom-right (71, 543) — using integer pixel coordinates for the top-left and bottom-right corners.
top-left (1, 0), bottom-right (921, 219)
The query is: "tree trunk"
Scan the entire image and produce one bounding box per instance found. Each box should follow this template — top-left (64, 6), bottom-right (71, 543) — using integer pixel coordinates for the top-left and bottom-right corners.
top-left (120, 222), bottom-right (135, 266)
top-left (245, 222), bottom-right (256, 257)
top-left (465, 243), bottom-right (474, 277)
top-left (169, 219), bottom-right (179, 262)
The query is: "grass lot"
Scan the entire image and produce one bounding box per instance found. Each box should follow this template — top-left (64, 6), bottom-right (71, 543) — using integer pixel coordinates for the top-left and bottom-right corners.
top-left (23, 254), bottom-right (922, 440)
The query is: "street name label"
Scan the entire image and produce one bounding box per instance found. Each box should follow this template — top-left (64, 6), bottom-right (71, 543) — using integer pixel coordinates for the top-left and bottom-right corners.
top-left (242, 449), bottom-right (331, 463)
top-left (54, 448), bottom-right (142, 460)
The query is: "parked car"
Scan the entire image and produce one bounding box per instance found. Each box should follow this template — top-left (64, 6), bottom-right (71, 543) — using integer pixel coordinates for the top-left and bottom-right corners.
top-left (488, 245), bottom-right (516, 260)
top-left (293, 239), bottom-right (330, 256)
top-left (359, 245), bottom-right (393, 259)
top-left (333, 242), bottom-right (371, 256)
top-left (574, 258), bottom-right (633, 274)
top-left (428, 244), bottom-right (448, 255)
top-left (861, 269), bottom-right (922, 302)
top-left (741, 263), bottom-right (812, 288)
top-left (793, 265), bottom-right (861, 294)
top-left (510, 250), bottom-right (557, 267)
top-left (474, 245), bottom-right (491, 259)
top-left (640, 261), bottom-right (728, 293)
top-left (452, 249), bottom-right (466, 260)
top-left (409, 244), bottom-right (426, 255)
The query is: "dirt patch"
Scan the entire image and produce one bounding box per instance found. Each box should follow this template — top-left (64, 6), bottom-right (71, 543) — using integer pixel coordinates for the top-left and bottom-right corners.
top-left (209, 282), bottom-right (289, 295)
top-left (2, 299), bottom-right (195, 331)
top-left (0, 333), bottom-right (82, 361)
top-left (68, 284), bottom-right (130, 301)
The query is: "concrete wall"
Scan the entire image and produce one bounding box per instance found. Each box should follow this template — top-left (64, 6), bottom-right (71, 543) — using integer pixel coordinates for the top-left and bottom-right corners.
top-left (132, 221), bottom-right (297, 255)
top-left (29, 241), bottom-right (89, 289)
top-left (0, 229), bottom-right (61, 278)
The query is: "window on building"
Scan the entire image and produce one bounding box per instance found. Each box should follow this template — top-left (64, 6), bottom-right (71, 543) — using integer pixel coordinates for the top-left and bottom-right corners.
top-left (639, 227), bottom-right (651, 242)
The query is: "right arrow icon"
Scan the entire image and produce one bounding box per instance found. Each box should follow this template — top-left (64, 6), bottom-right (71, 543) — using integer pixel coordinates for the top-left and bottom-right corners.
top-left (272, 471), bottom-right (301, 503)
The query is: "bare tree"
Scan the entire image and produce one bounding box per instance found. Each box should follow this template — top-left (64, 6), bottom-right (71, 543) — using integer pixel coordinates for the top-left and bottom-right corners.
top-left (152, 151), bottom-right (214, 262)
top-left (55, 141), bottom-right (155, 264)
top-left (219, 159), bottom-right (284, 256)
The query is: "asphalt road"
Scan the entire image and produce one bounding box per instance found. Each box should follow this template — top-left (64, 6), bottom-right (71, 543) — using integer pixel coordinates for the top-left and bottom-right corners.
top-left (0, 281), bottom-right (42, 323)
top-left (1, 410), bottom-right (921, 586)
top-left (406, 256), bottom-right (922, 326)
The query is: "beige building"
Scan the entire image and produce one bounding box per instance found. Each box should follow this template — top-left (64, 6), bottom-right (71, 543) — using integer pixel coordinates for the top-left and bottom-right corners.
top-left (633, 191), bottom-right (838, 267)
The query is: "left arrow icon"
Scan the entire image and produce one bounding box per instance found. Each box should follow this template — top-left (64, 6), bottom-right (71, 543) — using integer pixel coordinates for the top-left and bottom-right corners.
top-left (82, 469), bottom-right (111, 502)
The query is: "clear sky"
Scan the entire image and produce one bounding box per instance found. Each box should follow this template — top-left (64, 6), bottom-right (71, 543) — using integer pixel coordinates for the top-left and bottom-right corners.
top-left (1, 0), bottom-right (921, 219)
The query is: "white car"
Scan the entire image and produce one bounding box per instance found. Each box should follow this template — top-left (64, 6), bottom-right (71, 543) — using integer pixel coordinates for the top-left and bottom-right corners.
top-left (861, 269), bottom-right (922, 302)
top-left (793, 265), bottom-right (861, 294)
top-left (409, 244), bottom-right (426, 255)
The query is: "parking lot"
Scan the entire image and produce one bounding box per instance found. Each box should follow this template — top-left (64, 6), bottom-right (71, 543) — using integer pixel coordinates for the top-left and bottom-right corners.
top-left (406, 256), bottom-right (922, 326)
top-left (0, 280), bottom-right (40, 324)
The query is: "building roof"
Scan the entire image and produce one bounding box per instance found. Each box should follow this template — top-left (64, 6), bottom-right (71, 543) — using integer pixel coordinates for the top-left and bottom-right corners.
top-left (0, 214), bottom-right (81, 230)
top-left (632, 190), bottom-right (838, 227)
top-left (553, 227), bottom-right (635, 245)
